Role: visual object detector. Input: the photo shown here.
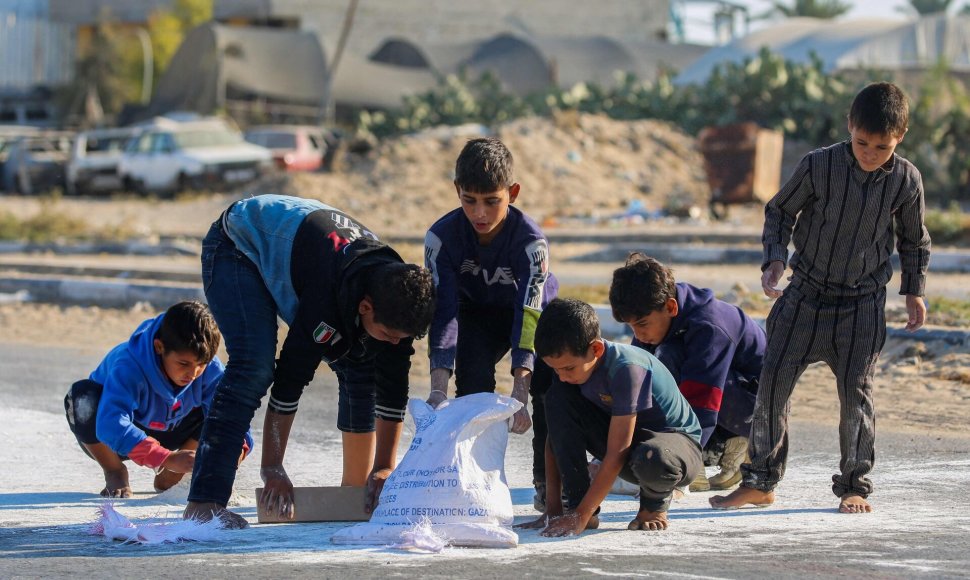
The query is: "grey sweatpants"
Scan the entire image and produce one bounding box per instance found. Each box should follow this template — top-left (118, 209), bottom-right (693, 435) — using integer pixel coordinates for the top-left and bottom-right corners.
top-left (741, 281), bottom-right (887, 498)
top-left (546, 384), bottom-right (703, 512)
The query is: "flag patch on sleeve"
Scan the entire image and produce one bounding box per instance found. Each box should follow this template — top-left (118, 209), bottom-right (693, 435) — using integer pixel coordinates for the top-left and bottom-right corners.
top-left (313, 321), bottom-right (338, 344)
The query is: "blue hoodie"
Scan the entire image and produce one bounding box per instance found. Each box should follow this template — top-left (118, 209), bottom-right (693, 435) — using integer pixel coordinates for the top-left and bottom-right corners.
top-left (90, 313), bottom-right (254, 468)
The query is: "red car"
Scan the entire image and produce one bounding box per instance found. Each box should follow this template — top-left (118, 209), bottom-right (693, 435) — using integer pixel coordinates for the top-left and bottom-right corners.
top-left (243, 125), bottom-right (336, 172)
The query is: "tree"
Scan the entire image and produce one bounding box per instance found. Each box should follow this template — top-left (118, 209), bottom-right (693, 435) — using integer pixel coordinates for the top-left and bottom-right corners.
top-left (148, 0), bottom-right (213, 86)
top-left (60, 11), bottom-right (132, 123)
top-left (770, 0), bottom-right (852, 19)
top-left (906, 0), bottom-right (954, 13)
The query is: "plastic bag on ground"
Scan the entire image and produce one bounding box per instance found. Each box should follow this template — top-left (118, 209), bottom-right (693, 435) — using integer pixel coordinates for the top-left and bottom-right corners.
top-left (89, 502), bottom-right (226, 544)
top-left (332, 392), bottom-right (522, 549)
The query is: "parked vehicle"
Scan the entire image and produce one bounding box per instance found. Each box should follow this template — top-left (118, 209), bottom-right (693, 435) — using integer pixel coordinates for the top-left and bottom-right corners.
top-left (66, 127), bottom-right (137, 195)
top-left (118, 118), bottom-right (272, 195)
top-left (244, 125), bottom-right (337, 171)
top-left (1, 132), bottom-right (73, 195)
top-left (0, 125), bottom-right (39, 191)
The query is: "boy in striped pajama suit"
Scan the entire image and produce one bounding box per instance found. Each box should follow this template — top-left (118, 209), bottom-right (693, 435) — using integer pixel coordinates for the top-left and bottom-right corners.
top-left (711, 82), bottom-right (931, 514)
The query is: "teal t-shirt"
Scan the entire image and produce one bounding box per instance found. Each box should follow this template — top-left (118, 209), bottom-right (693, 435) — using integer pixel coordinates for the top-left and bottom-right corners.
top-left (578, 340), bottom-right (702, 445)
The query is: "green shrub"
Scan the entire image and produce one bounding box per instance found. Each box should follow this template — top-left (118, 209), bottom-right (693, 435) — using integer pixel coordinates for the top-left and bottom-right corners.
top-left (924, 203), bottom-right (970, 245)
top-left (357, 48), bottom-right (970, 203)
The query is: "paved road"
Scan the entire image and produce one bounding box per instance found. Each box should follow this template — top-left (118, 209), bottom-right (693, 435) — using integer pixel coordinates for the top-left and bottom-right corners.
top-left (1, 341), bottom-right (968, 579)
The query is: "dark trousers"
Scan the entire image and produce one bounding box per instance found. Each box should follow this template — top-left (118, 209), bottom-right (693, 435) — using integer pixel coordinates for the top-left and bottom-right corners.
top-left (454, 304), bottom-right (551, 482)
top-left (742, 283), bottom-right (886, 498)
top-left (64, 379), bottom-right (204, 457)
top-left (545, 384), bottom-right (703, 512)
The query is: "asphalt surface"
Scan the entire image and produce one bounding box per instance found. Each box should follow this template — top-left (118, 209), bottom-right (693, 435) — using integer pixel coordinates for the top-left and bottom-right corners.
top-left (1, 341), bottom-right (969, 579)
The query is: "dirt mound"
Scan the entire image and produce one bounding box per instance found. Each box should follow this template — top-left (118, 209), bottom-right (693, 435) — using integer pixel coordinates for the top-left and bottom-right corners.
top-left (293, 113), bottom-right (709, 233)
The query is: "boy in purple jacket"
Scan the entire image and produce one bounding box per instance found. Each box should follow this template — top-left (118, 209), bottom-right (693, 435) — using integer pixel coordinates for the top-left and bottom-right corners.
top-left (64, 301), bottom-right (254, 497)
top-left (424, 137), bottom-right (557, 510)
top-left (610, 253), bottom-right (764, 491)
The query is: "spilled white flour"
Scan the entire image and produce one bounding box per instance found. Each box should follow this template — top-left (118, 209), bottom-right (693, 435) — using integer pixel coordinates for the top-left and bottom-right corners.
top-left (2, 405), bottom-right (969, 578)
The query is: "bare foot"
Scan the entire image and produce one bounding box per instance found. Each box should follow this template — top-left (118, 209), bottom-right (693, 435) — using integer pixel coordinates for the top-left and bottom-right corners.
top-left (627, 509), bottom-right (668, 531)
top-left (100, 466), bottom-right (132, 498)
top-left (709, 486), bottom-right (775, 510)
top-left (183, 501), bottom-right (249, 529)
top-left (153, 469), bottom-right (186, 492)
top-left (838, 494), bottom-right (872, 514)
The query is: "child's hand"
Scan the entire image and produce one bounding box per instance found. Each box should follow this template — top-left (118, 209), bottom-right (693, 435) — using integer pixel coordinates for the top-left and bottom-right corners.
top-left (761, 261), bottom-right (786, 299)
top-left (508, 406), bottom-right (533, 434)
top-left (365, 467), bottom-right (393, 513)
top-left (426, 389), bottom-right (448, 409)
top-left (259, 465), bottom-right (295, 520)
top-left (515, 514), bottom-right (551, 530)
top-left (161, 449), bottom-right (196, 474)
top-left (540, 513), bottom-right (587, 537)
top-left (905, 295), bottom-right (927, 332)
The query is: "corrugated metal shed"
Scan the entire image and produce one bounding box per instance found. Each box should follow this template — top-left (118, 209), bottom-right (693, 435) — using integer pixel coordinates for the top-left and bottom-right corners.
top-left (0, 1), bottom-right (74, 89)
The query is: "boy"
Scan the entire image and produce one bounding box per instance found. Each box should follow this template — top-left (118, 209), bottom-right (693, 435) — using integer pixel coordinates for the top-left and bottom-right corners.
top-left (610, 252), bottom-right (764, 490)
top-left (519, 298), bottom-right (702, 536)
top-left (711, 82), bottom-right (930, 514)
top-left (185, 194), bottom-right (435, 529)
top-left (424, 137), bottom-right (557, 510)
top-left (64, 301), bottom-right (253, 497)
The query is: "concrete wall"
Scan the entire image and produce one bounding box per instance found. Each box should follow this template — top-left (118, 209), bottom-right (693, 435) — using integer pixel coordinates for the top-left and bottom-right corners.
top-left (255, 0), bottom-right (671, 55)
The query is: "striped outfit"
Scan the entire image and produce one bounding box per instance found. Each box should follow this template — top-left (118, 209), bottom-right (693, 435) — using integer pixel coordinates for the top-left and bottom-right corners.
top-left (744, 140), bottom-right (930, 498)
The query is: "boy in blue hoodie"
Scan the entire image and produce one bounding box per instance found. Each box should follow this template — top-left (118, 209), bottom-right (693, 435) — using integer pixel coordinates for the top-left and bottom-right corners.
top-left (64, 301), bottom-right (253, 498)
top-left (424, 137), bottom-right (557, 511)
top-left (609, 253), bottom-right (764, 491)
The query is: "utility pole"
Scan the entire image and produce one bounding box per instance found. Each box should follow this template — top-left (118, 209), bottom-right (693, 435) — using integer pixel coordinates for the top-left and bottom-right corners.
top-left (321, 0), bottom-right (359, 125)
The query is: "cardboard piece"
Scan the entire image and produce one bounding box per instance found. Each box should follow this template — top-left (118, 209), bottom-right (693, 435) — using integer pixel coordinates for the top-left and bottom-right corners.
top-left (255, 486), bottom-right (371, 523)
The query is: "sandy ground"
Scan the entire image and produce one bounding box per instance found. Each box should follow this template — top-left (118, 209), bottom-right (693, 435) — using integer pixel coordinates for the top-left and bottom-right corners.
top-left (1, 302), bottom-right (967, 438)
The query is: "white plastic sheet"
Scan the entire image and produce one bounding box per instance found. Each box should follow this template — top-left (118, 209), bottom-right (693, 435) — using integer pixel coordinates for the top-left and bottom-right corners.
top-left (89, 502), bottom-right (226, 544)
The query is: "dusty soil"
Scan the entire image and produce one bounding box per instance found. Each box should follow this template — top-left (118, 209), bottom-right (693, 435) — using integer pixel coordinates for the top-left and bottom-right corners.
top-left (2, 302), bottom-right (967, 438)
top-left (1, 114), bottom-right (714, 239)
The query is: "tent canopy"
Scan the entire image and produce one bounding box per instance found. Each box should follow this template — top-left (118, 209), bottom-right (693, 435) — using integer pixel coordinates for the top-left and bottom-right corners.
top-left (369, 33), bottom-right (707, 95)
top-left (676, 14), bottom-right (970, 85)
top-left (150, 23), bottom-right (328, 116)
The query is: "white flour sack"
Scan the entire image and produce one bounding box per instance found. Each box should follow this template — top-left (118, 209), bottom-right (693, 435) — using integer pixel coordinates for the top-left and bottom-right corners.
top-left (332, 392), bottom-right (522, 549)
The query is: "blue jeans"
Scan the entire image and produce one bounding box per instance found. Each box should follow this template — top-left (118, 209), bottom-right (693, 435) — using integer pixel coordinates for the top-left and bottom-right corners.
top-left (189, 220), bottom-right (281, 505)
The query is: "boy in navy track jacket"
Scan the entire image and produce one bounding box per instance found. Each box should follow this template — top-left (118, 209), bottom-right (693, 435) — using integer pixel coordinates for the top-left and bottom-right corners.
top-left (64, 301), bottom-right (253, 498)
top-left (424, 137), bottom-right (557, 511)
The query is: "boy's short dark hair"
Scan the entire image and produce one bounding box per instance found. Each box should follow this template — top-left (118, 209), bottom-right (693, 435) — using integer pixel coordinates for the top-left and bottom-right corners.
top-left (366, 263), bottom-right (436, 338)
top-left (535, 298), bottom-right (600, 358)
top-left (849, 82), bottom-right (909, 138)
top-left (155, 301), bottom-right (221, 363)
top-left (454, 137), bottom-right (513, 193)
top-left (609, 252), bottom-right (677, 322)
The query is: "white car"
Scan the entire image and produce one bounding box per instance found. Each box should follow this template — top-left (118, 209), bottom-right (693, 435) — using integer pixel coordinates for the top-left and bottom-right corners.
top-left (119, 118), bottom-right (272, 195)
top-left (66, 127), bottom-right (137, 195)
